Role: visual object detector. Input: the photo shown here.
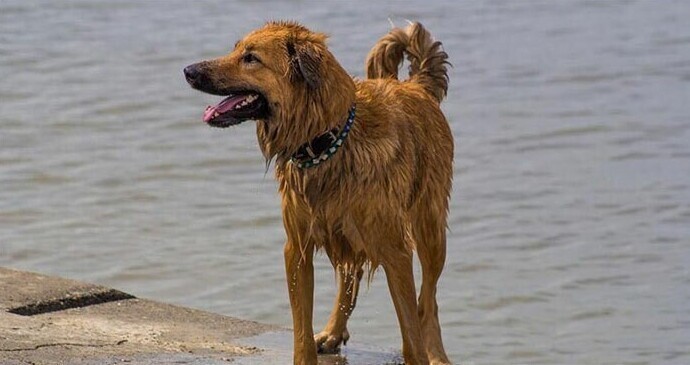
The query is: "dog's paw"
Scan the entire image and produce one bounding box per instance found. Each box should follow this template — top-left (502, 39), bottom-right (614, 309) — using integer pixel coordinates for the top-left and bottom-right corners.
top-left (314, 327), bottom-right (350, 354)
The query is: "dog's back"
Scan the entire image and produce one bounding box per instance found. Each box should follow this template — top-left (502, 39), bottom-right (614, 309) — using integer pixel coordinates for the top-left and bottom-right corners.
top-left (354, 22), bottom-right (453, 223)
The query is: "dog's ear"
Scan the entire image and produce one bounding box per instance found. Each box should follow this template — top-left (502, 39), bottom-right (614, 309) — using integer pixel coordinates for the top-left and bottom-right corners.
top-left (287, 40), bottom-right (322, 89)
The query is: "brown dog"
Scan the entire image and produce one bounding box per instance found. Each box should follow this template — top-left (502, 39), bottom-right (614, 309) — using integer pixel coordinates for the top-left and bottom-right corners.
top-left (184, 21), bottom-right (452, 365)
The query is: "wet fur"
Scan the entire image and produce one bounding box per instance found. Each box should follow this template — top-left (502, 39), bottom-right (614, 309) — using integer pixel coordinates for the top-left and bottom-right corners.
top-left (191, 21), bottom-right (452, 365)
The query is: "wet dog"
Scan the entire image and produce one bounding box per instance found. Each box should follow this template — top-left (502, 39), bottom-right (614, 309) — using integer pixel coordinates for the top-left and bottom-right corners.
top-left (185, 21), bottom-right (452, 365)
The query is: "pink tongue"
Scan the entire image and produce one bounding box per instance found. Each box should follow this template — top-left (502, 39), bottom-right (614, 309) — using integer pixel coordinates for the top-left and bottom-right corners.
top-left (202, 95), bottom-right (247, 123)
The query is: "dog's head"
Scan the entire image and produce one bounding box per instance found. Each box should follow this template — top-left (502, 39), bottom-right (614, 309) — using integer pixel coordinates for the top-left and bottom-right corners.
top-left (184, 22), bottom-right (351, 127)
top-left (184, 21), bottom-right (355, 159)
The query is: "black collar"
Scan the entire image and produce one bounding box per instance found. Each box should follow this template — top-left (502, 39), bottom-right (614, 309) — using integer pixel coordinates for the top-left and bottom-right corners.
top-left (290, 105), bottom-right (356, 169)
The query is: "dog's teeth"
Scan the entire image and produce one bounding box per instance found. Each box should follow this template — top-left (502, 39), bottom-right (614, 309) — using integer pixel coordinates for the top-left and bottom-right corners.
top-left (230, 95), bottom-right (257, 111)
top-left (214, 112), bottom-right (219, 118)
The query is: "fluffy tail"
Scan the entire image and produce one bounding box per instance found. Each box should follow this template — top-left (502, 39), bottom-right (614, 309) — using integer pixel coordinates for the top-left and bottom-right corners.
top-left (365, 22), bottom-right (449, 103)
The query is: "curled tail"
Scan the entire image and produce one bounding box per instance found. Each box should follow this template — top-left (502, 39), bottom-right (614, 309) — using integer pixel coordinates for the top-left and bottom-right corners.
top-left (365, 22), bottom-right (450, 103)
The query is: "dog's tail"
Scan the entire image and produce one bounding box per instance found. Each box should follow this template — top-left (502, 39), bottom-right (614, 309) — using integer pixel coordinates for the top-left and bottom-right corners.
top-left (365, 22), bottom-right (449, 103)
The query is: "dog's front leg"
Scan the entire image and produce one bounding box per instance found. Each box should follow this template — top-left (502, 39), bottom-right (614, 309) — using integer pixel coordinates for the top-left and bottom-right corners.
top-left (315, 259), bottom-right (363, 353)
top-left (284, 239), bottom-right (317, 365)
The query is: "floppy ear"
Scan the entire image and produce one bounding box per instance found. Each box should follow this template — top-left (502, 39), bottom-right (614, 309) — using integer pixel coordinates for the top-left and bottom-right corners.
top-left (287, 40), bottom-right (322, 89)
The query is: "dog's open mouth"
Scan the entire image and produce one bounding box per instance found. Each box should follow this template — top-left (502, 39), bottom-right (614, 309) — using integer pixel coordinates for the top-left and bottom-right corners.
top-left (202, 91), bottom-right (268, 128)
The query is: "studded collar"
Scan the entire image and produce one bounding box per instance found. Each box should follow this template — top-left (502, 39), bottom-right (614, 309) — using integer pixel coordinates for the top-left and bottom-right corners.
top-left (290, 105), bottom-right (356, 169)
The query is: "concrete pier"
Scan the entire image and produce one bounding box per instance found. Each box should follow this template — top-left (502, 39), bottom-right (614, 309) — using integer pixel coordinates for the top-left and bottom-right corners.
top-left (0, 267), bottom-right (401, 365)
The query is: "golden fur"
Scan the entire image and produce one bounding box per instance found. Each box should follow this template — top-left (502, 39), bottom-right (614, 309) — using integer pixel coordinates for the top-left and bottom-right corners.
top-left (190, 21), bottom-right (452, 365)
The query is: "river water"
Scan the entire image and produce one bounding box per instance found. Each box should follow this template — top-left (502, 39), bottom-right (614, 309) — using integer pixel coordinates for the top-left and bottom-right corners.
top-left (1, 1), bottom-right (689, 364)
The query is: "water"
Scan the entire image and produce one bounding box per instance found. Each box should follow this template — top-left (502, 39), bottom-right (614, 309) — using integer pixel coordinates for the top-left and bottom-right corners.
top-left (1, 0), bottom-right (689, 364)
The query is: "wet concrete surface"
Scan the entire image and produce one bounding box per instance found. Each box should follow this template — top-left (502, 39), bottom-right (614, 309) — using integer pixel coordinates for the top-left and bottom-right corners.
top-left (0, 267), bottom-right (401, 364)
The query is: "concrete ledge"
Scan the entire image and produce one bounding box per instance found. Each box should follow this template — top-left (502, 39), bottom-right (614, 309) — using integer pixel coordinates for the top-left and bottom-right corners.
top-left (0, 267), bottom-right (402, 365)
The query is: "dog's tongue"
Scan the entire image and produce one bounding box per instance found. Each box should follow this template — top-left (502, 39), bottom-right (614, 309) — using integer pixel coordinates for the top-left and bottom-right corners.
top-left (202, 95), bottom-right (246, 123)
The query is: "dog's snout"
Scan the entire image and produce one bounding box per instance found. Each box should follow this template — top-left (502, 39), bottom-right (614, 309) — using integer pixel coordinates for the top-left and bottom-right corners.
top-left (184, 61), bottom-right (228, 96)
top-left (184, 64), bottom-right (201, 85)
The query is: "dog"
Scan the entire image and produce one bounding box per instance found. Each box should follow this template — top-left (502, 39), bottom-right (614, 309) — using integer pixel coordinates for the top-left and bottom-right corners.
top-left (184, 21), bottom-right (452, 365)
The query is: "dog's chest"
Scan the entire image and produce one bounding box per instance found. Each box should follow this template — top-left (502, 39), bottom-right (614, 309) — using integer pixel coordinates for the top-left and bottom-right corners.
top-left (278, 166), bottom-right (378, 258)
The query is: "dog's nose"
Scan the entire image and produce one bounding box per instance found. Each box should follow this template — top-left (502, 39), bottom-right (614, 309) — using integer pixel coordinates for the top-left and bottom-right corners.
top-left (184, 64), bottom-right (201, 85)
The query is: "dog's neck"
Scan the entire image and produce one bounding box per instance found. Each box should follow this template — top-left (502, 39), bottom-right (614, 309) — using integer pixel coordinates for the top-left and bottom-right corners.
top-left (256, 56), bottom-right (356, 167)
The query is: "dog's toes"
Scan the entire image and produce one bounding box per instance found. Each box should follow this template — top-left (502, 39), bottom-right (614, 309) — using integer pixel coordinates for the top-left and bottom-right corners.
top-left (314, 332), bottom-right (340, 354)
top-left (314, 328), bottom-right (349, 354)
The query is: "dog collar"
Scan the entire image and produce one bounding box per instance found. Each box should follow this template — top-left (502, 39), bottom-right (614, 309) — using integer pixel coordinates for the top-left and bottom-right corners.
top-left (290, 105), bottom-right (356, 169)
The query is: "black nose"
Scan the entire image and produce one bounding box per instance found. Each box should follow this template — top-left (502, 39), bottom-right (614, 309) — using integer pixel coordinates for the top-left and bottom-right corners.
top-left (184, 64), bottom-right (201, 85)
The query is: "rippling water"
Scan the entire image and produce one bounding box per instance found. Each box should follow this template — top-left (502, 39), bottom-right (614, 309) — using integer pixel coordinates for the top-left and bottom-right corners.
top-left (1, 1), bottom-right (689, 364)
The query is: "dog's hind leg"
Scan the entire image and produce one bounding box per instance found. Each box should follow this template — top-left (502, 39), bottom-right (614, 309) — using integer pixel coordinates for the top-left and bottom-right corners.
top-left (314, 255), bottom-right (364, 353)
top-left (416, 216), bottom-right (451, 364)
top-left (383, 242), bottom-right (429, 365)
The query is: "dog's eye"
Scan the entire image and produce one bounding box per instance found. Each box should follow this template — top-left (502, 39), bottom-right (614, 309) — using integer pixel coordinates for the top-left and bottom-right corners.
top-left (242, 53), bottom-right (260, 64)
